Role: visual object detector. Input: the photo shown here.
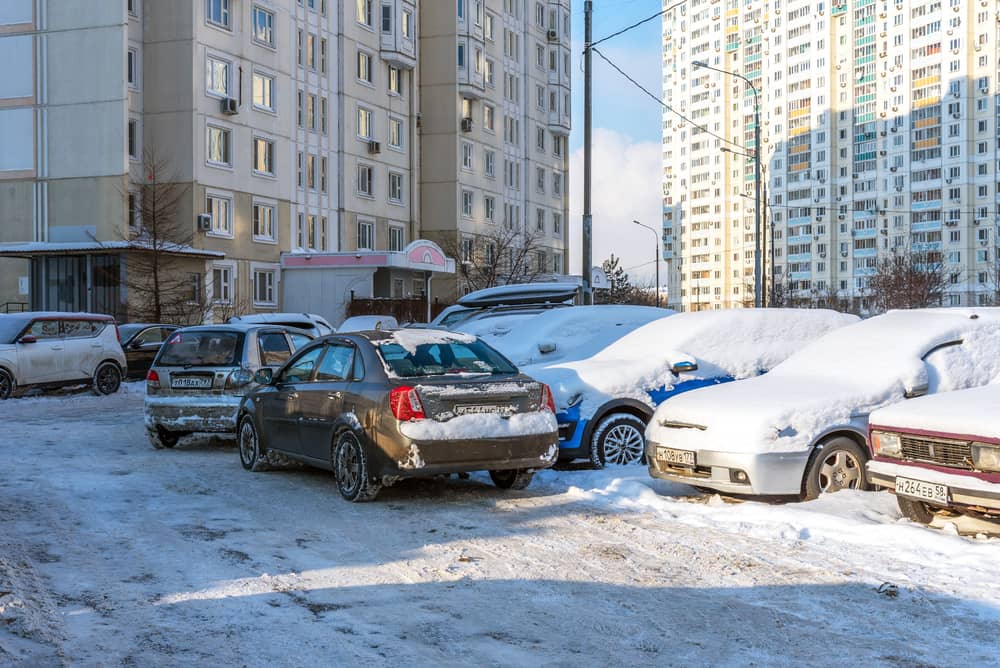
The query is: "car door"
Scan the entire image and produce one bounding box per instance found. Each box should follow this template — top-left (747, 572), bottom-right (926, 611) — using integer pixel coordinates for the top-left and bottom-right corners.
top-left (297, 342), bottom-right (357, 461)
top-left (17, 319), bottom-right (64, 383)
top-left (257, 330), bottom-right (294, 370)
top-left (60, 319), bottom-right (104, 380)
top-left (259, 345), bottom-right (323, 454)
top-left (126, 327), bottom-right (171, 378)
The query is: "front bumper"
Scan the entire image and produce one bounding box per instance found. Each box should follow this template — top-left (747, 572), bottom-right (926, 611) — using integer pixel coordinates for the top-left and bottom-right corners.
top-left (380, 431), bottom-right (559, 479)
top-left (646, 439), bottom-right (811, 496)
top-left (868, 459), bottom-right (1000, 512)
top-left (144, 395), bottom-right (242, 434)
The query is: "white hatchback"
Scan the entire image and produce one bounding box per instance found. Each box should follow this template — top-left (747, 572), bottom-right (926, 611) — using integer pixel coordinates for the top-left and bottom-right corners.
top-left (0, 312), bottom-right (127, 399)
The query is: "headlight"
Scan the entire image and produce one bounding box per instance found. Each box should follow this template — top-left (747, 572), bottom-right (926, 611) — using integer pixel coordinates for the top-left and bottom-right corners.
top-left (971, 443), bottom-right (1000, 472)
top-left (871, 431), bottom-right (902, 458)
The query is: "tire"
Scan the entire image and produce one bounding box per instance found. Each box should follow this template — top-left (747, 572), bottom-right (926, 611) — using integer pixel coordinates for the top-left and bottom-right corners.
top-left (589, 413), bottom-right (647, 469)
top-left (897, 495), bottom-right (937, 525)
top-left (93, 362), bottom-right (122, 396)
top-left (803, 436), bottom-right (870, 500)
top-left (489, 469), bottom-right (535, 490)
top-left (0, 369), bottom-right (14, 400)
top-left (147, 426), bottom-right (180, 450)
top-left (238, 416), bottom-right (270, 472)
top-left (333, 431), bottom-right (381, 502)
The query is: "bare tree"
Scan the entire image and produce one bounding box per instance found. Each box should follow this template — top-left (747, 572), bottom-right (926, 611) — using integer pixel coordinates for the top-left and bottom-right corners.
top-left (868, 249), bottom-right (951, 313)
top-left (442, 226), bottom-right (549, 292)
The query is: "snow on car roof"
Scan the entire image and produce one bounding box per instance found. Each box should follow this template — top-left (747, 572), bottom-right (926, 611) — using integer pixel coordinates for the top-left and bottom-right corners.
top-left (456, 282), bottom-right (578, 307)
top-left (870, 382), bottom-right (1000, 441)
top-left (378, 327), bottom-right (478, 354)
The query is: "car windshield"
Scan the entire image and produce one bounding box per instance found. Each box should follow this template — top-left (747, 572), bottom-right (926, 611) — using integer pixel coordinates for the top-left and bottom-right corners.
top-left (436, 308), bottom-right (478, 328)
top-left (377, 339), bottom-right (517, 377)
top-left (156, 330), bottom-right (243, 367)
top-left (0, 316), bottom-right (29, 344)
top-left (118, 324), bottom-right (146, 342)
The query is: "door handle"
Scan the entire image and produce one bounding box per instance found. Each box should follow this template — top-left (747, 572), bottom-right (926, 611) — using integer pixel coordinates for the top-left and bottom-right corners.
top-left (51, 346), bottom-right (64, 350)
top-left (288, 392), bottom-right (298, 399)
top-left (91, 342), bottom-right (103, 347)
top-left (328, 391), bottom-right (343, 399)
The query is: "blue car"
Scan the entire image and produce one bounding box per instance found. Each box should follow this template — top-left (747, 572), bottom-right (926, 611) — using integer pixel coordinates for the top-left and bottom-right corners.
top-left (523, 309), bottom-right (858, 468)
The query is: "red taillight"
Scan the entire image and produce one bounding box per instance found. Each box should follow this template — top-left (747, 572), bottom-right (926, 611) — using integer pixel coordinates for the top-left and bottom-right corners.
top-left (389, 386), bottom-right (425, 421)
top-left (146, 369), bottom-right (160, 389)
top-left (115, 323), bottom-right (121, 341)
top-left (540, 384), bottom-right (555, 413)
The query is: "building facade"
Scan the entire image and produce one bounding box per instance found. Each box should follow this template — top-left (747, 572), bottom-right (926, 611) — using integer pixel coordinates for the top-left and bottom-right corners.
top-left (663, 0), bottom-right (1000, 312)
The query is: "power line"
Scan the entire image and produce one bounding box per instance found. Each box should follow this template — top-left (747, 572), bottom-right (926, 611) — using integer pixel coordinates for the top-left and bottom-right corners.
top-left (589, 0), bottom-right (689, 50)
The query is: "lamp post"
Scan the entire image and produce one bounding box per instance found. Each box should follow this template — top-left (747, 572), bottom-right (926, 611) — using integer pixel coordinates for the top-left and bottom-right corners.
top-left (693, 60), bottom-right (762, 308)
top-left (633, 219), bottom-right (660, 307)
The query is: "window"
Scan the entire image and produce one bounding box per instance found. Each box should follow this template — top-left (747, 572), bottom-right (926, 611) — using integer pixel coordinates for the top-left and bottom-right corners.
top-left (253, 202), bottom-right (275, 241)
top-left (457, 0), bottom-right (465, 19)
top-left (389, 225), bottom-right (404, 251)
top-left (128, 0), bottom-right (138, 17)
top-left (535, 167), bottom-right (545, 193)
top-left (457, 43), bottom-right (466, 69)
top-left (381, 3), bottom-right (392, 32)
top-left (188, 273), bottom-right (203, 304)
top-left (389, 172), bottom-right (403, 203)
top-left (553, 212), bottom-right (562, 236)
top-left (462, 190), bottom-right (474, 217)
top-left (128, 119), bottom-right (139, 160)
top-left (484, 149), bottom-right (495, 177)
top-left (206, 192), bottom-right (232, 235)
top-left (553, 172), bottom-right (562, 196)
top-left (253, 269), bottom-right (276, 305)
top-left (253, 137), bottom-right (275, 176)
top-left (320, 157), bottom-right (328, 192)
top-left (388, 65), bottom-right (402, 95)
top-left (127, 48), bottom-right (139, 88)
top-left (483, 104), bottom-right (495, 131)
top-left (357, 50), bottom-right (373, 83)
top-left (485, 59), bottom-right (495, 86)
top-left (212, 265), bottom-right (232, 303)
top-left (536, 208), bottom-right (545, 231)
top-left (252, 72), bottom-right (275, 112)
top-left (461, 237), bottom-right (474, 262)
top-left (358, 107), bottom-right (373, 139)
top-left (357, 0), bottom-right (373, 26)
top-left (358, 164), bottom-right (374, 197)
top-left (461, 141), bottom-right (474, 169)
top-left (536, 126), bottom-right (545, 150)
top-left (252, 6), bottom-right (274, 46)
top-left (484, 195), bottom-right (495, 222)
top-left (485, 12), bottom-right (494, 39)
top-left (306, 154), bottom-right (316, 188)
top-left (206, 0), bottom-right (230, 29)
top-left (389, 117), bottom-right (403, 149)
top-left (128, 191), bottom-right (139, 229)
top-left (206, 125), bottom-right (232, 166)
top-left (402, 10), bottom-right (412, 38)
top-left (206, 55), bottom-right (230, 96)
top-left (358, 220), bottom-right (375, 249)
top-left (316, 344), bottom-right (355, 381)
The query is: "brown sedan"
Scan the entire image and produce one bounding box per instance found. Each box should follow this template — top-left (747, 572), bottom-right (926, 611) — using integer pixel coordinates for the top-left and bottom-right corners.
top-left (236, 329), bottom-right (559, 501)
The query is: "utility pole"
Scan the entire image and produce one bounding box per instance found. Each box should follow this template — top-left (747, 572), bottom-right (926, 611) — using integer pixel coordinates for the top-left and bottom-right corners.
top-left (752, 93), bottom-right (762, 308)
top-left (582, 0), bottom-right (593, 305)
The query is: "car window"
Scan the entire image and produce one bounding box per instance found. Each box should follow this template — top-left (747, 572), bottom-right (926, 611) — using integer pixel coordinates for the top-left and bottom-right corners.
top-left (135, 328), bottom-right (166, 346)
top-left (277, 346), bottom-right (323, 384)
top-left (157, 331), bottom-right (242, 367)
top-left (259, 332), bottom-right (293, 366)
top-left (28, 320), bottom-right (60, 340)
top-left (315, 345), bottom-right (355, 381)
top-left (62, 320), bottom-right (102, 338)
top-left (289, 333), bottom-right (312, 350)
top-left (377, 339), bottom-right (517, 377)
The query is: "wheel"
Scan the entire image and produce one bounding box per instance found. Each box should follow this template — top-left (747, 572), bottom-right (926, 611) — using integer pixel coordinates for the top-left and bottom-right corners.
top-left (897, 495), bottom-right (937, 525)
top-left (333, 431), bottom-right (381, 502)
top-left (589, 413), bottom-right (647, 469)
top-left (489, 469), bottom-right (535, 490)
top-left (238, 416), bottom-right (270, 472)
top-left (93, 362), bottom-right (122, 395)
top-left (803, 437), bottom-right (870, 500)
top-left (147, 426), bottom-right (180, 450)
top-left (0, 369), bottom-right (14, 400)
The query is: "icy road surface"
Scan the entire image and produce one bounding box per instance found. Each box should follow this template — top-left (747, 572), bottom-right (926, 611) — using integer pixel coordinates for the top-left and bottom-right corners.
top-left (2, 385), bottom-right (999, 666)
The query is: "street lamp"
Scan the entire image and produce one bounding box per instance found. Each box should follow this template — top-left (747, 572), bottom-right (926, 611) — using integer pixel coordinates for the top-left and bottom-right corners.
top-left (693, 60), bottom-right (763, 308)
top-left (633, 219), bottom-right (661, 308)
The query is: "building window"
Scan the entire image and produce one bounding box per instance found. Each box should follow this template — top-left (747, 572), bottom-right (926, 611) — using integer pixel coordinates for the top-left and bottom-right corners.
top-left (553, 253), bottom-right (563, 274)
top-left (306, 154), bottom-right (316, 189)
top-left (553, 212), bottom-right (562, 236)
top-left (252, 6), bottom-right (274, 47)
top-left (457, 43), bottom-right (466, 69)
top-left (358, 106), bottom-right (373, 139)
top-left (206, 125), bottom-right (232, 166)
top-left (320, 157), bottom-right (328, 192)
top-left (485, 59), bottom-right (495, 86)
top-left (206, 192), bottom-right (232, 236)
top-left (253, 137), bottom-right (275, 176)
top-left (212, 265), bottom-right (233, 303)
top-left (536, 208), bottom-right (545, 231)
top-left (484, 12), bottom-right (494, 39)
top-left (388, 65), bottom-right (402, 95)
top-left (357, 50), bottom-right (373, 83)
top-left (402, 10), bottom-right (412, 38)
top-left (484, 195), bottom-right (495, 222)
top-left (484, 149), bottom-right (495, 177)
top-left (553, 172), bottom-right (562, 196)
top-left (128, 119), bottom-right (139, 160)
top-left (389, 117), bottom-right (403, 149)
top-left (188, 273), bottom-right (203, 304)
top-left (461, 141), bottom-right (474, 169)
top-left (357, 0), bottom-right (373, 26)
top-left (128, 0), bottom-right (138, 17)
top-left (457, 0), bottom-right (465, 20)
top-left (461, 237), bottom-right (474, 262)
top-left (253, 202), bottom-right (276, 241)
top-left (389, 225), bottom-right (404, 251)
top-left (483, 104), bottom-right (495, 131)
top-left (536, 167), bottom-right (545, 193)
top-left (388, 172), bottom-right (403, 203)
top-left (128, 191), bottom-right (140, 229)
top-left (206, 0), bottom-right (231, 29)
top-left (462, 190), bottom-right (474, 217)
top-left (358, 220), bottom-right (375, 249)
top-left (252, 72), bottom-right (275, 112)
top-left (127, 48), bottom-right (139, 88)
top-left (381, 3), bottom-right (392, 32)
top-left (253, 269), bottom-right (276, 305)
top-left (206, 55), bottom-right (230, 96)
top-left (358, 164), bottom-right (374, 197)
top-left (553, 134), bottom-right (563, 157)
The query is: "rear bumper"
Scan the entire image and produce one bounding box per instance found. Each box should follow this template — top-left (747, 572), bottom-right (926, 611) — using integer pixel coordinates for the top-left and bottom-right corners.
top-left (144, 395), bottom-right (241, 434)
top-left (646, 440), bottom-right (811, 496)
top-left (868, 459), bottom-right (1000, 512)
top-left (379, 431), bottom-right (559, 479)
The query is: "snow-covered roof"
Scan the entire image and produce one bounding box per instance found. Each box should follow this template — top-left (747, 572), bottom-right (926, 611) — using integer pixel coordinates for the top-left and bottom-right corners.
top-left (870, 383), bottom-right (1000, 440)
top-left (0, 240), bottom-right (225, 258)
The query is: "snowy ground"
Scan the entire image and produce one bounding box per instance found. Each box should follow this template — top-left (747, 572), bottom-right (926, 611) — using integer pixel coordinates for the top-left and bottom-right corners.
top-left (2, 386), bottom-right (999, 666)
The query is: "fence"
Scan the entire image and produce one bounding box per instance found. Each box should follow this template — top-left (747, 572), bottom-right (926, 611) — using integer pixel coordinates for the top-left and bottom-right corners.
top-left (347, 298), bottom-right (451, 324)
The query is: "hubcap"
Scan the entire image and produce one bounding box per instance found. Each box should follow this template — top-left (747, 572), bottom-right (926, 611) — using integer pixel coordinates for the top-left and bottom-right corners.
top-left (602, 424), bottom-right (645, 465)
top-left (337, 438), bottom-right (361, 493)
top-left (239, 421), bottom-right (256, 465)
top-left (818, 449), bottom-right (862, 493)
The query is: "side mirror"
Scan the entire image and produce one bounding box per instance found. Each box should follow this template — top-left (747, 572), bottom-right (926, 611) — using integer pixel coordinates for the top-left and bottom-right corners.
top-left (670, 360), bottom-right (698, 374)
top-left (18, 335), bottom-right (37, 344)
top-left (904, 383), bottom-right (928, 399)
top-left (129, 341), bottom-right (144, 350)
top-left (537, 341), bottom-right (557, 354)
top-left (253, 368), bottom-right (274, 385)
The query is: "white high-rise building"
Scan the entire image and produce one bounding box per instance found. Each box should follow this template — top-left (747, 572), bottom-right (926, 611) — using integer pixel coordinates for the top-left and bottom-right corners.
top-left (663, 0), bottom-right (1000, 312)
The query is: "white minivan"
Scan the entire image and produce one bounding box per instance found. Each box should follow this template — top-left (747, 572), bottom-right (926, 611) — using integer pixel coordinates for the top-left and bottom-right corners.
top-left (0, 312), bottom-right (127, 399)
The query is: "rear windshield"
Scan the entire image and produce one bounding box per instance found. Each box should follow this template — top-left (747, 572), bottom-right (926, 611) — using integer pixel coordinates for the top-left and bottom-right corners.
top-left (377, 339), bottom-right (517, 377)
top-left (0, 317), bottom-right (29, 344)
top-left (157, 330), bottom-right (243, 367)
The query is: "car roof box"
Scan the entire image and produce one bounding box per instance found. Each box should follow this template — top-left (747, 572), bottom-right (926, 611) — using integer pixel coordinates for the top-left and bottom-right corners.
top-left (457, 283), bottom-right (578, 307)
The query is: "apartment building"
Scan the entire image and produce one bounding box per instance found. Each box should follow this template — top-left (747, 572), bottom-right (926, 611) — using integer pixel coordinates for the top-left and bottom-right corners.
top-left (420, 0), bottom-right (572, 300)
top-left (663, 0), bottom-right (1000, 312)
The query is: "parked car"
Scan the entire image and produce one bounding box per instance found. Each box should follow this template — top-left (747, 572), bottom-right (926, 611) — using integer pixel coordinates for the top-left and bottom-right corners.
top-left (430, 282), bottom-right (579, 330)
top-left (868, 383), bottom-right (1000, 525)
top-left (228, 312), bottom-right (334, 338)
top-left (235, 329), bottom-right (559, 502)
top-left (526, 309), bottom-right (857, 467)
top-left (338, 315), bottom-right (399, 332)
top-left (0, 312), bottom-right (126, 399)
top-left (118, 323), bottom-right (180, 380)
top-left (144, 324), bottom-right (312, 448)
top-left (645, 309), bottom-right (1000, 499)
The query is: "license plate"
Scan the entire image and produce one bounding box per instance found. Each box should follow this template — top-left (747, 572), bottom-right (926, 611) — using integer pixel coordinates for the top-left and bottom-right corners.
top-left (171, 376), bottom-right (212, 389)
top-left (454, 404), bottom-right (515, 416)
top-left (895, 476), bottom-right (948, 505)
top-left (656, 446), bottom-right (695, 467)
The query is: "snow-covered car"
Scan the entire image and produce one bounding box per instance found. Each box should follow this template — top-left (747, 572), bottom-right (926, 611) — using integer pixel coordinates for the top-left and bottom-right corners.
top-left (338, 315), bottom-right (399, 332)
top-left (144, 324), bottom-right (312, 448)
top-left (529, 309), bottom-right (857, 467)
top-left (646, 309), bottom-right (1000, 499)
top-left (431, 282), bottom-right (579, 330)
top-left (0, 312), bottom-right (126, 399)
top-left (228, 312), bottom-right (334, 338)
top-left (236, 329), bottom-right (559, 502)
top-left (867, 384), bottom-right (1000, 525)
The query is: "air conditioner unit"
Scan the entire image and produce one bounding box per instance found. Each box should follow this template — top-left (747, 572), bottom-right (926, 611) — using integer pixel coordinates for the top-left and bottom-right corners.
top-left (981, 239), bottom-right (988, 245)
top-left (946, 178), bottom-right (952, 184)
top-left (461, 117), bottom-right (473, 132)
top-left (367, 140), bottom-right (381, 154)
top-left (981, 87), bottom-right (990, 94)
top-left (878, 209), bottom-right (886, 215)
top-left (945, 220), bottom-right (958, 227)
top-left (841, 250), bottom-right (849, 257)
top-left (220, 97), bottom-right (238, 115)
top-left (879, 150), bottom-right (887, 156)
top-left (838, 214), bottom-right (845, 220)
top-left (819, 252), bottom-right (827, 258)
top-left (880, 131), bottom-right (887, 137)
top-left (547, 29), bottom-right (558, 41)
top-left (889, 166), bottom-right (897, 172)
top-left (953, 112), bottom-right (961, 119)
top-left (197, 213), bottom-right (212, 232)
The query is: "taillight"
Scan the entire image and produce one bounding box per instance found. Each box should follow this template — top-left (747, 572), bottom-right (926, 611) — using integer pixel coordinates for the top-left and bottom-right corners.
top-left (389, 386), bottom-right (425, 421)
top-left (540, 384), bottom-right (555, 413)
top-left (115, 323), bottom-right (121, 341)
top-left (146, 369), bottom-right (160, 389)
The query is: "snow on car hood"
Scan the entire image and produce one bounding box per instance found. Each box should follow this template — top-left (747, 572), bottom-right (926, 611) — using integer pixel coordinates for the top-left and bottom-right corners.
top-left (869, 382), bottom-right (1000, 440)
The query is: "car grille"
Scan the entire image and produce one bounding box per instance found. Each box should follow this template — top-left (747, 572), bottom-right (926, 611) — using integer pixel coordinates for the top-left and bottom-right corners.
top-left (900, 435), bottom-right (973, 470)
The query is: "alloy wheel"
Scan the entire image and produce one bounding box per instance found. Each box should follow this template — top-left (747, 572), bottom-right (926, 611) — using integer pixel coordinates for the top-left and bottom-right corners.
top-left (336, 437), bottom-right (362, 495)
top-left (239, 419), bottom-right (258, 469)
top-left (602, 424), bottom-right (645, 465)
top-left (95, 364), bottom-right (121, 395)
top-left (817, 449), bottom-right (863, 492)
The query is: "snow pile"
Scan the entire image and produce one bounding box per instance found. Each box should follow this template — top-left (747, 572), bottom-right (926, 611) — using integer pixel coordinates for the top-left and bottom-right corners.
top-left (0, 548), bottom-right (62, 660)
top-left (458, 305), bottom-right (671, 367)
top-left (648, 309), bottom-right (1000, 455)
top-left (870, 383), bottom-right (1000, 439)
top-left (398, 411), bottom-right (558, 441)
